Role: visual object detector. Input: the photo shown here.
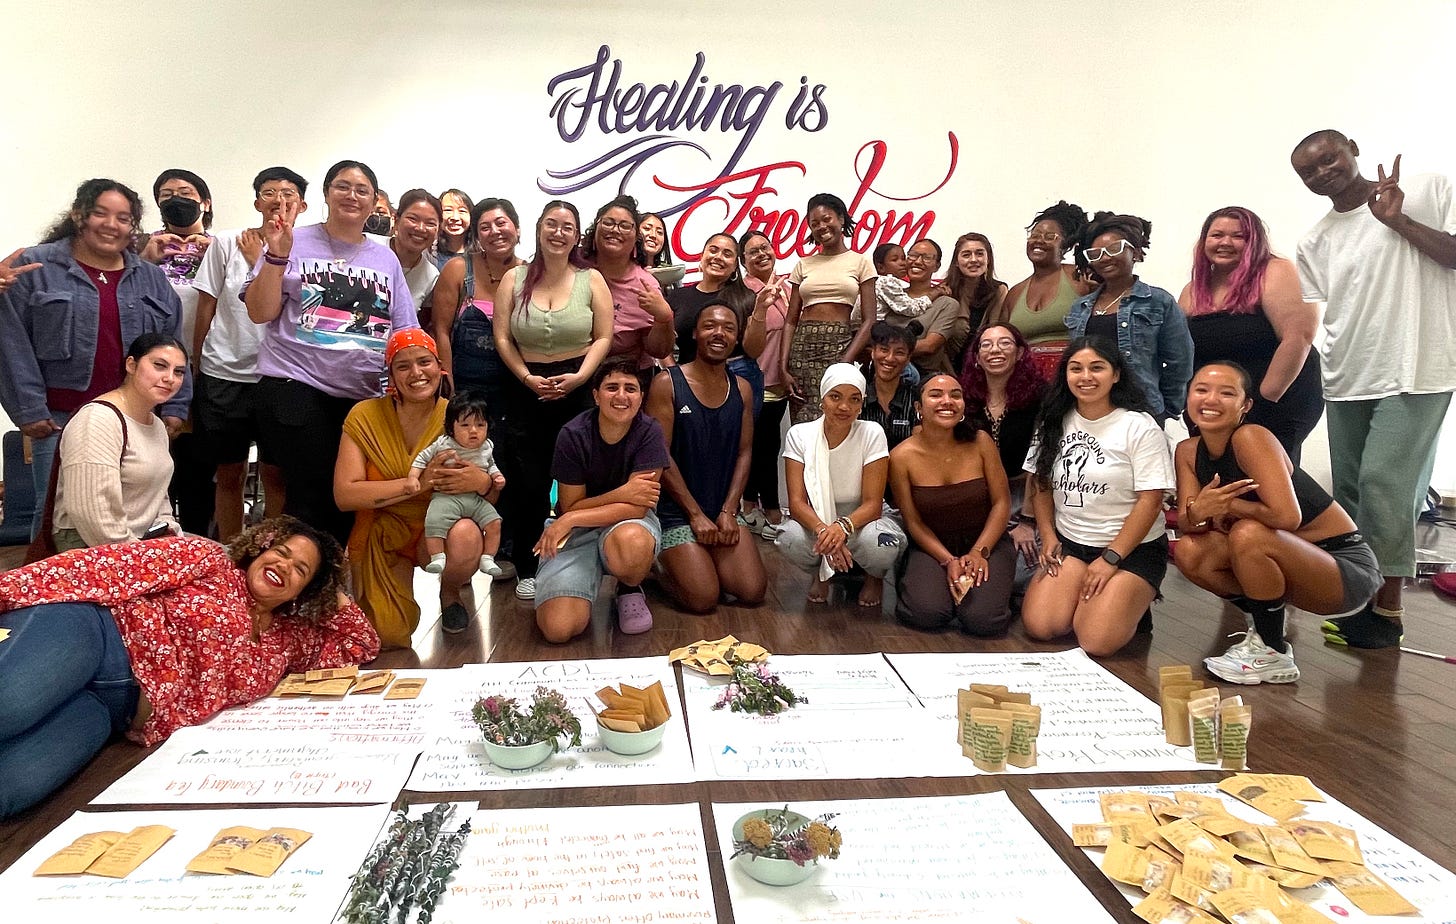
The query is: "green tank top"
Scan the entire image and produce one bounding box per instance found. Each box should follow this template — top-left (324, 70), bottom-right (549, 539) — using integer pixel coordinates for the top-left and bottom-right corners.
top-left (1006, 270), bottom-right (1080, 344)
top-left (511, 267), bottom-right (595, 355)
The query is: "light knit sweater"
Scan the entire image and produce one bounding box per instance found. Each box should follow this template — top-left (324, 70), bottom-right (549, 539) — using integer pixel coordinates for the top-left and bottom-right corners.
top-left (54, 402), bottom-right (177, 546)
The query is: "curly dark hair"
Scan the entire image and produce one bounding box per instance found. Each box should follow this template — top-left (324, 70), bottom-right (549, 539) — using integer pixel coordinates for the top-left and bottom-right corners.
top-left (1030, 336), bottom-right (1154, 480)
top-left (1026, 200), bottom-right (1089, 255)
top-left (960, 322), bottom-right (1045, 411)
top-left (1073, 211), bottom-right (1153, 282)
top-left (226, 516), bottom-right (348, 624)
top-left (581, 194), bottom-right (648, 266)
top-left (916, 373), bottom-right (984, 443)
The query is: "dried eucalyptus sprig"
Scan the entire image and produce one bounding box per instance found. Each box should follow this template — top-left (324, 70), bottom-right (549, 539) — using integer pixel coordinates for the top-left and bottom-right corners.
top-left (416, 820), bottom-right (472, 924)
top-left (340, 804), bottom-right (472, 924)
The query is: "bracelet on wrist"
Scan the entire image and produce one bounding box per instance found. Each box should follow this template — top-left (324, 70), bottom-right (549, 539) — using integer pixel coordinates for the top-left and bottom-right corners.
top-left (263, 252), bottom-right (289, 266)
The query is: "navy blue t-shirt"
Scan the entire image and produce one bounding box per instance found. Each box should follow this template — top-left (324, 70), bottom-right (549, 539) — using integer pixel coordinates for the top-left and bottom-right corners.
top-left (551, 409), bottom-right (669, 506)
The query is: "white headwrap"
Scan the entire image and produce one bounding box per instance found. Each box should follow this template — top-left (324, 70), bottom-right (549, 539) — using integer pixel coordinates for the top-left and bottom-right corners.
top-left (803, 364), bottom-right (867, 580)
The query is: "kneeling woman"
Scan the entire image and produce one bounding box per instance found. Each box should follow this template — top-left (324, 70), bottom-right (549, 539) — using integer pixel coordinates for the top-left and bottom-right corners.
top-left (647, 303), bottom-right (767, 612)
top-left (1174, 362), bottom-right (1381, 679)
top-left (533, 359), bottom-right (670, 642)
top-left (1023, 338), bottom-right (1175, 656)
top-left (0, 517), bottom-right (379, 818)
top-left (889, 375), bottom-right (1015, 634)
top-left (777, 364), bottom-right (906, 607)
top-left (50, 333), bottom-right (187, 551)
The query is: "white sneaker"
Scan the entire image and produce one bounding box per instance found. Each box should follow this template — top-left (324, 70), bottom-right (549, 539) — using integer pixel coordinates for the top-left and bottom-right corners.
top-left (741, 508), bottom-right (769, 535)
top-left (479, 554), bottom-right (504, 577)
top-left (1204, 630), bottom-right (1300, 685)
top-left (759, 520), bottom-right (783, 541)
top-left (515, 577), bottom-right (536, 601)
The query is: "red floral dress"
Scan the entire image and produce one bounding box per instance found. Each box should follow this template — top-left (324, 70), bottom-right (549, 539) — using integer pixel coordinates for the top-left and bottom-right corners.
top-left (0, 537), bottom-right (381, 745)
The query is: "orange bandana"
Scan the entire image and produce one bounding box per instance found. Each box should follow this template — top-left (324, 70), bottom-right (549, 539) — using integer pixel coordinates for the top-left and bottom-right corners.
top-left (384, 328), bottom-right (438, 365)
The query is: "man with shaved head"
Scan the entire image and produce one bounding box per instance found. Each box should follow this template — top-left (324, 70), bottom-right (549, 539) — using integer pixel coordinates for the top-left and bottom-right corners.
top-left (1290, 131), bottom-right (1456, 648)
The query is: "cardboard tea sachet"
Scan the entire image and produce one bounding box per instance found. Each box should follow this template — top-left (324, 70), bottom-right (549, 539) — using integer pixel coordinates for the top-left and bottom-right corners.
top-left (1288, 820), bottom-right (1362, 863)
top-left (33, 831), bottom-right (125, 876)
top-left (85, 825), bottom-right (176, 878)
top-left (969, 708), bottom-right (1011, 772)
top-left (1323, 860), bottom-right (1420, 915)
top-left (1132, 887), bottom-right (1223, 924)
top-left (186, 826), bottom-right (268, 874)
top-left (351, 670), bottom-right (395, 695)
top-left (1218, 697), bottom-right (1252, 770)
top-left (1186, 688), bottom-right (1220, 763)
top-left (383, 677), bottom-right (427, 700)
top-left (955, 684), bottom-right (1039, 768)
top-left (226, 827), bottom-right (312, 876)
top-left (1160, 681), bottom-right (1205, 747)
top-left (1218, 775), bottom-right (1307, 822)
top-left (1001, 703), bottom-right (1041, 768)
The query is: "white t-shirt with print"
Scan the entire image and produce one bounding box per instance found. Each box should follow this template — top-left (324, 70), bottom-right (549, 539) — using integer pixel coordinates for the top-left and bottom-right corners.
top-left (783, 419), bottom-right (889, 517)
top-left (192, 229), bottom-right (265, 383)
top-left (1023, 407), bottom-right (1173, 547)
top-left (1295, 173), bottom-right (1456, 400)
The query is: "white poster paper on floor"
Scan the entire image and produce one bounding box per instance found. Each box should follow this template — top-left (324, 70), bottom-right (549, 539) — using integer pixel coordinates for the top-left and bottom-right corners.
top-left (886, 648), bottom-right (1197, 773)
top-left (379, 802), bottom-right (716, 924)
top-left (1034, 783), bottom-right (1456, 924)
top-left (0, 804), bottom-right (389, 921)
top-left (680, 653), bottom-right (951, 781)
top-left (406, 657), bottom-right (696, 791)
top-left (92, 727), bottom-right (419, 804)
top-left (712, 791), bottom-right (1117, 923)
top-left (194, 669), bottom-right (466, 746)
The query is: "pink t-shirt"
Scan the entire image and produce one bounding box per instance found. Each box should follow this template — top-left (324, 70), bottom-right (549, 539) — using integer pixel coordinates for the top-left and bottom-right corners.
top-left (745, 273), bottom-right (790, 388)
top-left (599, 262), bottom-right (664, 368)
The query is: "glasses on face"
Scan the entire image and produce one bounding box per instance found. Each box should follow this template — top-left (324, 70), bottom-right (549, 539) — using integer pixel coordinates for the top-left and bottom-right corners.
top-left (744, 245), bottom-right (773, 259)
top-left (597, 219), bottom-right (635, 233)
top-left (979, 337), bottom-right (1017, 351)
top-left (89, 208), bottom-right (134, 228)
top-left (1027, 230), bottom-right (1063, 243)
top-left (258, 188), bottom-right (300, 202)
top-left (1082, 239), bottom-right (1134, 262)
top-left (329, 182), bottom-right (375, 200)
top-left (542, 219), bottom-right (577, 236)
top-left (905, 251), bottom-right (938, 265)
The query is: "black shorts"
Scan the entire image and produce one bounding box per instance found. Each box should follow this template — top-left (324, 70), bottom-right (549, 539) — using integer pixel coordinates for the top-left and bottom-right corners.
top-left (192, 372), bottom-right (268, 465)
top-left (1315, 531), bottom-right (1382, 611)
top-left (1057, 531), bottom-right (1169, 593)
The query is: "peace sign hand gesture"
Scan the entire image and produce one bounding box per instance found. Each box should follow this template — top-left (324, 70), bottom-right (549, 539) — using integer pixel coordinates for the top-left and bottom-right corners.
top-left (0, 248), bottom-right (42, 296)
top-left (264, 197), bottom-right (300, 258)
top-left (1368, 154), bottom-right (1406, 228)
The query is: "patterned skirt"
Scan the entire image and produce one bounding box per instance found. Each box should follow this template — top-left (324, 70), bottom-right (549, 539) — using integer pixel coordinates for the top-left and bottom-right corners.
top-left (786, 319), bottom-right (851, 424)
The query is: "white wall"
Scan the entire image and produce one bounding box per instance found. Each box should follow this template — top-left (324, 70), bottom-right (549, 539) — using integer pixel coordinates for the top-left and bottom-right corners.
top-left (2, 0), bottom-right (1454, 487)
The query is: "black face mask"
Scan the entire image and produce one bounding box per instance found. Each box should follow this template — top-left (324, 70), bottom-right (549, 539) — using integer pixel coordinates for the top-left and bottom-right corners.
top-left (364, 213), bottom-right (393, 236)
top-left (159, 196), bottom-right (202, 228)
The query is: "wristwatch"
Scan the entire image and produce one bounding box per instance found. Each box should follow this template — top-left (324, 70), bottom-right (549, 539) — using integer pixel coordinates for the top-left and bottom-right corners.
top-left (1100, 548), bottom-right (1123, 566)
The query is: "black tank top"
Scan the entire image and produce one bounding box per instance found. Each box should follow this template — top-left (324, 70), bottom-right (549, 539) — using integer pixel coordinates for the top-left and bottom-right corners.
top-left (657, 365), bottom-right (744, 530)
top-left (1193, 429), bottom-right (1331, 528)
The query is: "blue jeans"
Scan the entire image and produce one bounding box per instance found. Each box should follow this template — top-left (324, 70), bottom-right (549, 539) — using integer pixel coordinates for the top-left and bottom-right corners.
top-left (26, 409), bottom-right (72, 540)
top-left (727, 356), bottom-right (765, 419)
top-left (0, 602), bottom-right (137, 818)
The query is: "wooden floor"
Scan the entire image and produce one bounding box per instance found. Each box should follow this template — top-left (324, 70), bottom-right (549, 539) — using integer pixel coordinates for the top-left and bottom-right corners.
top-left (3, 522), bottom-right (1455, 922)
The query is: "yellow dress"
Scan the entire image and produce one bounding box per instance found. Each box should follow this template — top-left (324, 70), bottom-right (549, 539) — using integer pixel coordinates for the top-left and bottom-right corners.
top-left (342, 396), bottom-right (446, 649)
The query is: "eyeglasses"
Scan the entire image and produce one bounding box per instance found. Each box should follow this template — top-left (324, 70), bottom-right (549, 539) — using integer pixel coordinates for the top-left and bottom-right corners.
top-left (597, 219), bottom-right (635, 233)
top-left (1082, 239), bottom-right (1134, 261)
top-left (978, 338), bottom-right (1017, 351)
top-left (743, 245), bottom-right (774, 258)
top-left (905, 251), bottom-right (938, 264)
top-left (258, 189), bottom-right (300, 202)
top-left (542, 219), bottom-right (577, 235)
top-left (328, 182), bottom-right (375, 200)
top-left (1027, 230), bottom-right (1063, 242)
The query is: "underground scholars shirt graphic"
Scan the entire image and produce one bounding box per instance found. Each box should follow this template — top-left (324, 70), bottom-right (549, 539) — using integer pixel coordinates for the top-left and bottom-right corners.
top-left (296, 258), bottom-right (396, 349)
top-left (1053, 429), bottom-right (1109, 510)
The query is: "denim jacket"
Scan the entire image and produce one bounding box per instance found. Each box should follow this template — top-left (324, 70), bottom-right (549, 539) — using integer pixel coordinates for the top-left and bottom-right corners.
top-left (1064, 279), bottom-right (1193, 419)
top-left (0, 240), bottom-right (191, 425)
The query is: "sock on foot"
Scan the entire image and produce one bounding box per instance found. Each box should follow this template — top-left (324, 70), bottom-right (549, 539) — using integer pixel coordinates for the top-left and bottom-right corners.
top-left (424, 553), bottom-right (446, 574)
top-left (1246, 597), bottom-right (1288, 654)
top-left (1373, 604), bottom-right (1405, 623)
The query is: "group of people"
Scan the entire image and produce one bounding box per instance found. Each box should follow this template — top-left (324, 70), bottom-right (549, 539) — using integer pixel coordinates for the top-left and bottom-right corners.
top-left (0, 134), bottom-right (1451, 820)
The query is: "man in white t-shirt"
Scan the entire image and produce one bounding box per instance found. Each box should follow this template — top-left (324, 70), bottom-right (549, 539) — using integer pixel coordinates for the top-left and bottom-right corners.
top-left (1291, 130), bottom-right (1456, 648)
top-left (190, 167), bottom-right (310, 540)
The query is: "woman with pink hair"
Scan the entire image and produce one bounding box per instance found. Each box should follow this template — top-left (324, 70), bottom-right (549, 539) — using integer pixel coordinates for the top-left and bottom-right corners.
top-left (1177, 207), bottom-right (1322, 463)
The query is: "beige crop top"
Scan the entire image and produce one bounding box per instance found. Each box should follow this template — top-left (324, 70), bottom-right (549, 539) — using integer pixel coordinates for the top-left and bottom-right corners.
top-left (789, 249), bottom-right (876, 309)
top-left (510, 267), bottom-right (595, 355)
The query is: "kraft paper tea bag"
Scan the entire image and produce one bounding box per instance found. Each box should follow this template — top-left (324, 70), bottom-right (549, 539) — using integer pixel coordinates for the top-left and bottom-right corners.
top-left (1156, 820), bottom-right (1237, 861)
top-left (1101, 791), bottom-right (1155, 823)
top-left (1001, 703), bottom-right (1041, 768)
top-left (1132, 887), bottom-right (1223, 924)
top-left (86, 825), bottom-right (176, 878)
top-left (305, 665), bottom-right (358, 682)
top-left (186, 826), bottom-right (268, 875)
top-left (1160, 682), bottom-right (1204, 747)
top-left (1218, 701), bottom-right (1252, 770)
top-left (984, 688), bottom-right (1033, 705)
top-left (1190, 811), bottom-right (1250, 838)
top-left (969, 708), bottom-right (1011, 772)
top-left (1225, 828), bottom-right (1277, 866)
top-left (969, 683), bottom-right (1008, 696)
top-left (1240, 862), bottom-right (1325, 890)
top-left (383, 677), bottom-right (426, 700)
top-left (1287, 821), bottom-right (1362, 863)
top-left (1141, 846), bottom-right (1181, 894)
top-left (1180, 847), bottom-right (1253, 894)
top-left (1322, 862), bottom-right (1419, 916)
top-left (1167, 870), bottom-right (1219, 914)
top-left (1102, 838), bottom-right (1152, 886)
top-left (1073, 823), bottom-right (1113, 847)
top-left (1158, 665), bottom-right (1193, 689)
top-left (33, 831), bottom-right (125, 876)
top-left (1219, 777), bottom-right (1306, 822)
top-left (956, 689), bottom-right (994, 753)
top-left (1208, 887), bottom-right (1284, 924)
top-left (1186, 690), bottom-right (1220, 763)
top-left (303, 676), bottom-right (355, 697)
top-left (226, 827), bottom-right (312, 877)
top-left (1255, 825), bottom-right (1327, 875)
top-left (350, 670), bottom-right (394, 695)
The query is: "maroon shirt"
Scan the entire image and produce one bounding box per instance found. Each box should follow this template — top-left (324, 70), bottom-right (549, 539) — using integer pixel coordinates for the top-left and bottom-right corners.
top-left (46, 261), bottom-right (125, 413)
